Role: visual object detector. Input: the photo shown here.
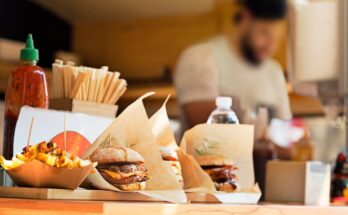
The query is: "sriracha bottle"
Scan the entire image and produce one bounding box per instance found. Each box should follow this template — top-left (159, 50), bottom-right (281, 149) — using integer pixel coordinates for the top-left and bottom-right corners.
top-left (3, 34), bottom-right (48, 159)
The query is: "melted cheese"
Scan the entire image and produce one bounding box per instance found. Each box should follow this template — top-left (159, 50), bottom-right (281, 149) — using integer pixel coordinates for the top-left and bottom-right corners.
top-left (100, 169), bottom-right (146, 179)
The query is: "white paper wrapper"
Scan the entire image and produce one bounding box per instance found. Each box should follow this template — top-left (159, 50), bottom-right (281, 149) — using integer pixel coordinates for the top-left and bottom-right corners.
top-left (180, 124), bottom-right (261, 204)
top-left (82, 92), bottom-right (187, 203)
top-left (14, 106), bottom-right (112, 157)
top-left (149, 95), bottom-right (177, 150)
top-left (211, 184), bottom-right (261, 204)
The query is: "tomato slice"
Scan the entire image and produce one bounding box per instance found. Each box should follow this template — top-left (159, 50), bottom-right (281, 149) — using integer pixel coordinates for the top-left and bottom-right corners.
top-left (50, 131), bottom-right (91, 157)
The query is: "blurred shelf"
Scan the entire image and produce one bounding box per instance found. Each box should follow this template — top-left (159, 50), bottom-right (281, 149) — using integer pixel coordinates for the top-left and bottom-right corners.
top-left (289, 93), bottom-right (324, 116)
top-left (122, 84), bottom-right (176, 101)
top-left (0, 60), bottom-right (325, 117)
top-left (0, 61), bottom-right (15, 92)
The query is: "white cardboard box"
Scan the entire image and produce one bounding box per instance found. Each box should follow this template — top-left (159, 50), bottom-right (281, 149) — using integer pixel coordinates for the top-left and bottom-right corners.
top-left (265, 161), bottom-right (331, 206)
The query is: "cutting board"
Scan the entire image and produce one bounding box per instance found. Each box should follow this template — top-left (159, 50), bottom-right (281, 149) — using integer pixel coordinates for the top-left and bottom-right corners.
top-left (0, 186), bottom-right (160, 202)
top-left (0, 186), bottom-right (260, 204)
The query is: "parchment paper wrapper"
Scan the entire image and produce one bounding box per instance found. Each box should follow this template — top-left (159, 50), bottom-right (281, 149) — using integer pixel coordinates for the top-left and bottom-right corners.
top-left (82, 92), bottom-right (187, 203)
top-left (7, 159), bottom-right (93, 190)
top-left (148, 95), bottom-right (216, 192)
top-left (180, 124), bottom-right (261, 204)
top-left (149, 95), bottom-right (177, 150)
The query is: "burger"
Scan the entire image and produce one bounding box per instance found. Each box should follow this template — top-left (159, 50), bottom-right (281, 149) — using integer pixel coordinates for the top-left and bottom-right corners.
top-left (90, 148), bottom-right (149, 191)
top-left (159, 146), bottom-right (183, 187)
top-left (195, 155), bottom-right (239, 192)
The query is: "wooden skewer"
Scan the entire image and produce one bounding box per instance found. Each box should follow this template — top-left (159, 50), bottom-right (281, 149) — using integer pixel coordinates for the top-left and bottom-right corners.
top-left (63, 65), bottom-right (69, 98)
top-left (103, 72), bottom-right (120, 103)
top-left (64, 114), bottom-right (67, 151)
top-left (26, 117), bottom-right (35, 147)
top-left (52, 59), bottom-right (63, 98)
top-left (67, 61), bottom-right (75, 66)
top-left (105, 79), bottom-right (121, 104)
top-left (113, 86), bottom-right (127, 104)
top-left (96, 71), bottom-right (108, 103)
top-left (58, 62), bottom-right (64, 98)
top-left (103, 72), bottom-right (120, 102)
top-left (81, 84), bottom-right (86, 100)
top-left (99, 72), bottom-right (113, 103)
top-left (88, 69), bottom-right (97, 101)
top-left (72, 67), bottom-right (80, 99)
top-left (79, 67), bottom-right (87, 100)
top-left (70, 72), bottom-right (86, 99)
top-left (52, 62), bottom-right (57, 98)
top-left (84, 69), bottom-right (92, 101)
top-left (65, 62), bottom-right (74, 98)
top-left (92, 69), bottom-right (100, 102)
top-left (109, 132), bottom-right (111, 148)
top-left (108, 79), bottom-right (127, 104)
top-left (94, 68), bottom-right (107, 102)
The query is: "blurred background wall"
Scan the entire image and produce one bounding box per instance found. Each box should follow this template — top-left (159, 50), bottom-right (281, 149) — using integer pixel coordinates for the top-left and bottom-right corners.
top-left (0, 0), bottom-right (330, 145)
top-left (0, 0), bottom-right (292, 116)
top-left (0, 0), bottom-right (71, 67)
top-left (71, 0), bottom-right (287, 80)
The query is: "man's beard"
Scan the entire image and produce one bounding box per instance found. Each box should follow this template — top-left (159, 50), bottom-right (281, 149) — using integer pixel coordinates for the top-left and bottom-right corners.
top-left (240, 34), bottom-right (262, 66)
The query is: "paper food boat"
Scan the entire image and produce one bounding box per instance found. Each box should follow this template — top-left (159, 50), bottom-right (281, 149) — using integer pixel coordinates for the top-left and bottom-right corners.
top-left (4, 106), bottom-right (111, 190)
top-left (6, 159), bottom-right (93, 190)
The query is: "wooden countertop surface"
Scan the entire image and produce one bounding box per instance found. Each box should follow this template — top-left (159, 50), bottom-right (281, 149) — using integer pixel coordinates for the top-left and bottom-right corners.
top-left (0, 198), bottom-right (347, 215)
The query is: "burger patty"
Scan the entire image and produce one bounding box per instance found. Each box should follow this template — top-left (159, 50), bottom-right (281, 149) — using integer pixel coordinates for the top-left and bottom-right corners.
top-left (99, 170), bottom-right (149, 184)
top-left (97, 163), bottom-right (146, 173)
top-left (203, 165), bottom-right (239, 183)
top-left (162, 156), bottom-right (178, 162)
top-left (215, 181), bottom-right (238, 192)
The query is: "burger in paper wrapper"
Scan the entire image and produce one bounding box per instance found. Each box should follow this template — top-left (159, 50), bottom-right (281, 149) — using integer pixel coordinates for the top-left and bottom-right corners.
top-left (180, 124), bottom-right (257, 194)
top-left (81, 93), bottom-right (188, 203)
top-left (195, 155), bottom-right (240, 192)
top-left (90, 148), bottom-right (149, 191)
top-left (159, 146), bottom-right (183, 187)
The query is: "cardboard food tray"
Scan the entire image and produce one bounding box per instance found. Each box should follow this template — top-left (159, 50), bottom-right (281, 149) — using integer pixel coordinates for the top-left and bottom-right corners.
top-left (5, 160), bottom-right (93, 190)
top-left (0, 186), bottom-right (162, 202)
top-left (187, 190), bottom-right (261, 204)
top-left (0, 186), bottom-right (260, 204)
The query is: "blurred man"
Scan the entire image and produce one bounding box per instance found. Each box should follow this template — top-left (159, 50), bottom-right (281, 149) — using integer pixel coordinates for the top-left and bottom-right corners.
top-left (174, 0), bottom-right (291, 128)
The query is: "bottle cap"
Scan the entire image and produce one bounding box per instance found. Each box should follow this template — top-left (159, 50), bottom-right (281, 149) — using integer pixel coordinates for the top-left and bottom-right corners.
top-left (20, 34), bottom-right (39, 61)
top-left (216, 96), bottom-right (232, 109)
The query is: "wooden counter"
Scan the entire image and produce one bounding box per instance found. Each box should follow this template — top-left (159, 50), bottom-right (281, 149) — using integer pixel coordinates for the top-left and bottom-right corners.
top-left (0, 198), bottom-right (347, 215)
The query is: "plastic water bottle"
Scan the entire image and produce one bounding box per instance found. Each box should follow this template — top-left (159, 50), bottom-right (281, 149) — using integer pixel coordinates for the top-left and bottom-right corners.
top-left (207, 97), bottom-right (239, 124)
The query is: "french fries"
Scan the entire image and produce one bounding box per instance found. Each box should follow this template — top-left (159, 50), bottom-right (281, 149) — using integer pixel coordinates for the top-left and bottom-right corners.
top-left (0, 141), bottom-right (96, 170)
top-left (0, 156), bottom-right (25, 170)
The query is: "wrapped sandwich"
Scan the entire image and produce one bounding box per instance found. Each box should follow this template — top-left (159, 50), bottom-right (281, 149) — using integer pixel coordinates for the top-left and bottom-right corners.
top-left (90, 147), bottom-right (149, 191)
top-left (195, 155), bottom-right (240, 192)
top-left (159, 146), bottom-right (183, 187)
